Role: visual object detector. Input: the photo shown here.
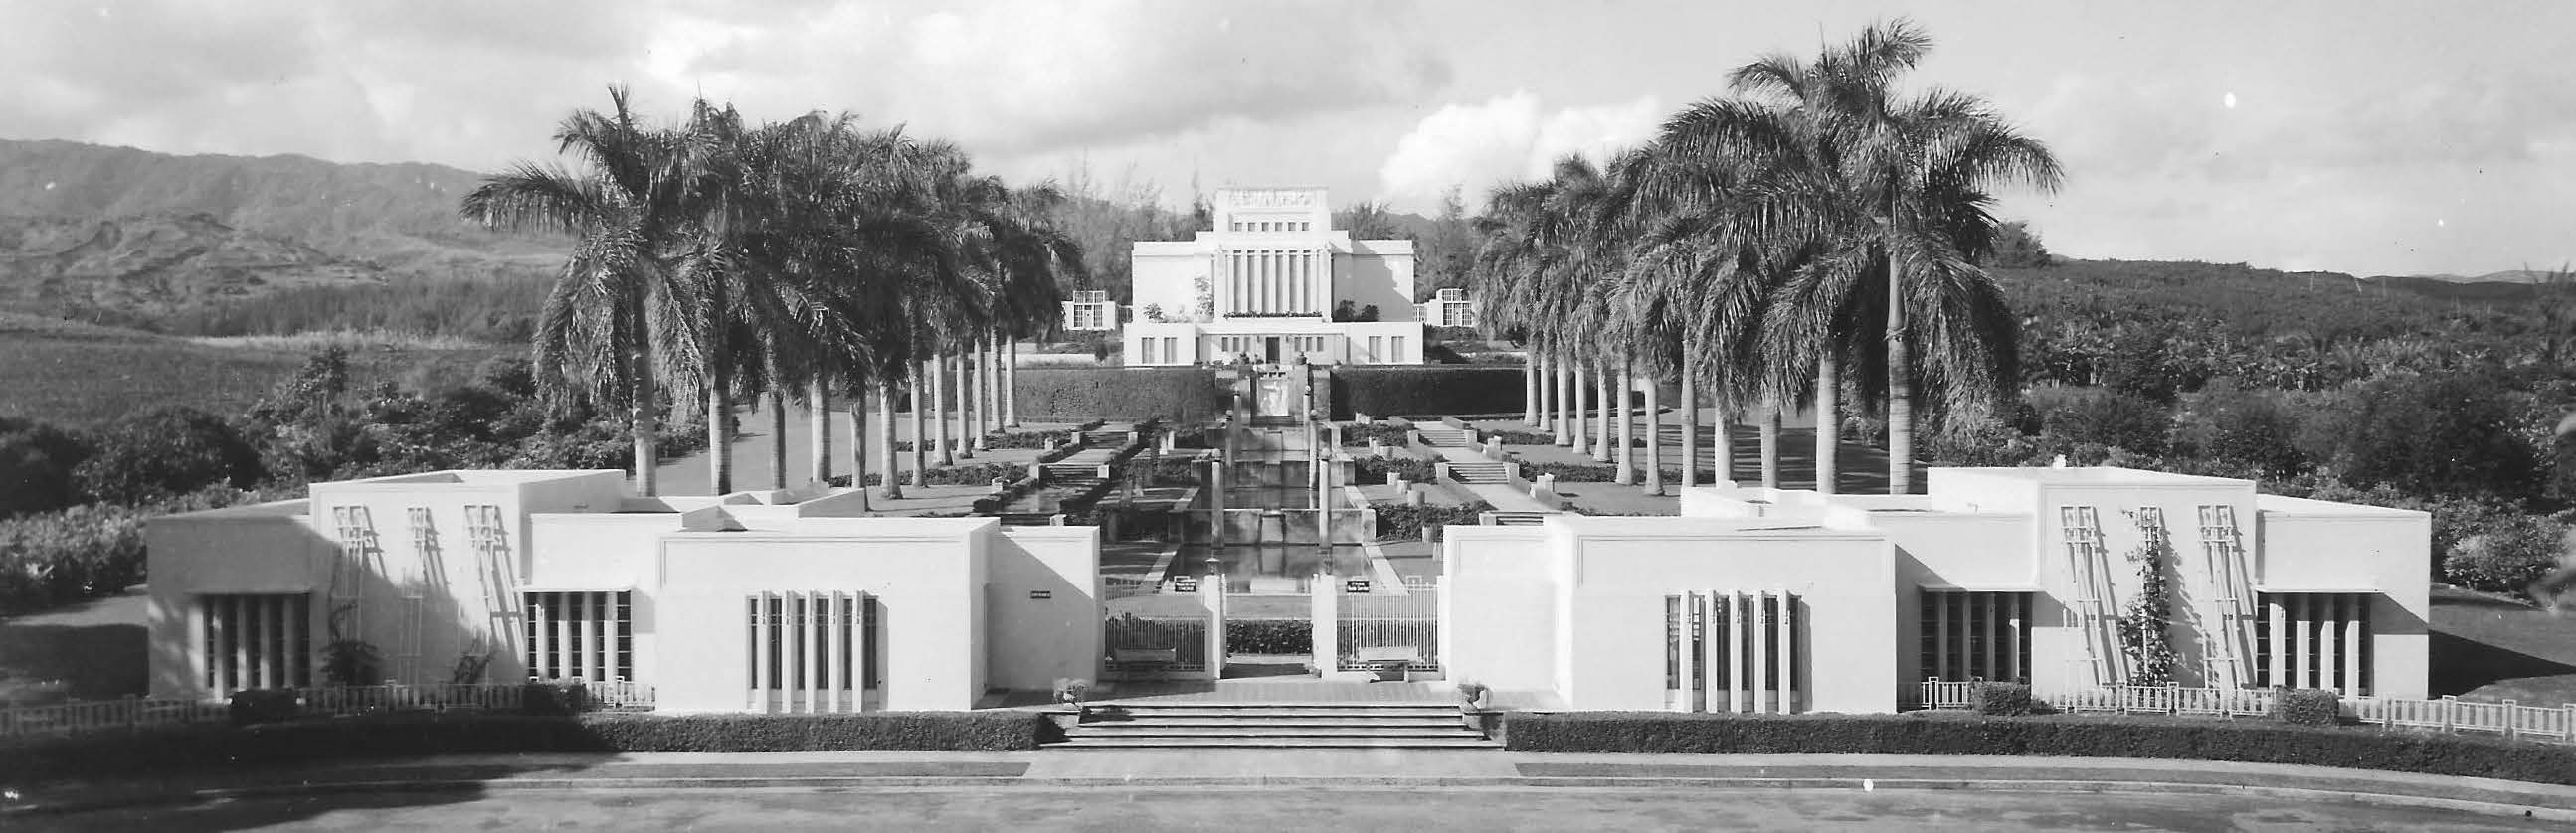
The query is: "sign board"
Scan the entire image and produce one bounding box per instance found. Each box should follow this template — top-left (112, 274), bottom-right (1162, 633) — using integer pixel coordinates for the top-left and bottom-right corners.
top-left (1344, 578), bottom-right (1372, 594)
top-left (1173, 576), bottom-right (1200, 593)
top-left (1028, 590), bottom-right (1051, 600)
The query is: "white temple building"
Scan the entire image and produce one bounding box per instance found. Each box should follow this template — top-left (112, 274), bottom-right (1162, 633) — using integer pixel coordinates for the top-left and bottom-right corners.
top-left (1124, 187), bottom-right (1424, 366)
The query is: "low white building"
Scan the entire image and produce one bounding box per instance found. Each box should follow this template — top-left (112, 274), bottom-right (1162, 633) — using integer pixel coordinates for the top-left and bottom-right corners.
top-left (146, 470), bottom-right (1099, 712)
top-left (1125, 187), bottom-right (1424, 366)
top-left (1419, 288), bottom-right (1476, 329)
top-left (147, 464), bottom-right (2426, 717)
top-left (1442, 466), bottom-right (2429, 713)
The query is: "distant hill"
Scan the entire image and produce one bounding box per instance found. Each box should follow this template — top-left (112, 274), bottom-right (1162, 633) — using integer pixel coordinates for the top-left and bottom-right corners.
top-left (1993, 258), bottom-right (2499, 342)
top-left (2386, 268), bottom-right (2566, 284)
top-left (0, 214), bottom-right (386, 322)
top-left (0, 138), bottom-right (556, 327)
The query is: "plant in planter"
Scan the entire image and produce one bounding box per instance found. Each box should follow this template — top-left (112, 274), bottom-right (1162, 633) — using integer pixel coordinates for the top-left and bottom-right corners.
top-left (1046, 677), bottom-right (1093, 733)
top-left (1454, 679), bottom-right (1491, 710)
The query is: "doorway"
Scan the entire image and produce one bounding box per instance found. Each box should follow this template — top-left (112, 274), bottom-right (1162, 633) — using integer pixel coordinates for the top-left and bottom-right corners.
top-left (1263, 336), bottom-right (1282, 363)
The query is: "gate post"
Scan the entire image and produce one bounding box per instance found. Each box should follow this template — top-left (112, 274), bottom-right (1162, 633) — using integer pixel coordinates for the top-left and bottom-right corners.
top-left (1312, 572), bottom-right (1340, 675)
top-left (1200, 577), bottom-right (1227, 679)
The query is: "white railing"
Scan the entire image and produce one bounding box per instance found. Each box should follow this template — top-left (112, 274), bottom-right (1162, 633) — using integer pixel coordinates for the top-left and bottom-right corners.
top-left (0, 679), bottom-right (657, 739)
top-left (1917, 679), bottom-right (2576, 744)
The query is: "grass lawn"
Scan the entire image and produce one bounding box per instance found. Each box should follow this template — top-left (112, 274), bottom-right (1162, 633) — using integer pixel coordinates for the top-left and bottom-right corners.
top-left (2429, 583), bottom-right (2576, 704)
top-left (0, 587), bottom-right (147, 704)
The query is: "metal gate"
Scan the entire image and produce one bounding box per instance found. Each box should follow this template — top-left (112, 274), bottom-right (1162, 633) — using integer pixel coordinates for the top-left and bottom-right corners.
top-left (1336, 584), bottom-right (1441, 673)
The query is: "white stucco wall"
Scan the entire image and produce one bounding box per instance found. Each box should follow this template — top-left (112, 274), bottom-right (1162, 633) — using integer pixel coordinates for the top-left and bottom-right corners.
top-left (1440, 525), bottom-right (1557, 692)
top-left (984, 527), bottom-right (1104, 691)
top-left (2255, 500), bottom-right (2432, 698)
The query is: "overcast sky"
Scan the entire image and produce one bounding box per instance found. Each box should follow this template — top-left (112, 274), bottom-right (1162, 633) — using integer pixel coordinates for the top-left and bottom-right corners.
top-left (6, 0), bottom-right (2571, 276)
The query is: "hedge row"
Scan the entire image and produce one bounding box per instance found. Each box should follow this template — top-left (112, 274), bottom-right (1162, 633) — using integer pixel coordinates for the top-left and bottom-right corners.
top-left (1353, 455), bottom-right (1437, 484)
top-left (1227, 619), bottom-right (1312, 655)
top-left (0, 711), bottom-right (1048, 783)
top-left (1373, 500), bottom-right (1494, 542)
top-left (1015, 367), bottom-right (1230, 423)
top-left (1331, 366), bottom-right (1524, 420)
top-left (1502, 712), bottom-right (2576, 786)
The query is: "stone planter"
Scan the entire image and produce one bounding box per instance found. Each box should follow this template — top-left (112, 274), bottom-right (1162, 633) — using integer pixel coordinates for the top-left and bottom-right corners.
top-left (1044, 707), bottom-right (1086, 734)
top-left (1460, 709), bottom-right (1501, 738)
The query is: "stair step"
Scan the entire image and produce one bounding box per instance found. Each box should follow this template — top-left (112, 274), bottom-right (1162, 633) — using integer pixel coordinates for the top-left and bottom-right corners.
top-left (1086, 715), bottom-right (1473, 725)
top-left (1096, 705), bottom-right (1455, 714)
top-left (1074, 726), bottom-right (1479, 738)
top-left (1054, 736), bottom-right (1498, 749)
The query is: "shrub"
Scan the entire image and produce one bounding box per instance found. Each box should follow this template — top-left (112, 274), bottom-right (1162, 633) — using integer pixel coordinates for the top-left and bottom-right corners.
top-left (1340, 421), bottom-right (1413, 447)
top-left (1373, 501), bottom-right (1492, 542)
top-left (1486, 429), bottom-right (1553, 445)
top-left (2443, 513), bottom-right (2569, 593)
top-left (74, 406), bottom-right (266, 504)
top-left (1500, 712), bottom-right (2576, 786)
top-left (1331, 366), bottom-right (1525, 419)
top-left (1015, 367), bottom-right (1230, 423)
top-left (2272, 688), bottom-right (2343, 726)
top-left (521, 680), bottom-right (592, 716)
top-left (0, 711), bottom-right (1049, 781)
top-left (1352, 455), bottom-right (1435, 484)
top-left (1971, 682), bottom-right (2035, 716)
top-left (1520, 460), bottom-right (1615, 482)
top-left (227, 689), bottom-right (301, 726)
top-left (1226, 619), bottom-right (1312, 654)
top-left (0, 416), bottom-right (93, 519)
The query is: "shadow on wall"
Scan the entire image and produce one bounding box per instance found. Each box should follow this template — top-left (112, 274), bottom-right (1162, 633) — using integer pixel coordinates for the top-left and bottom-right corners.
top-left (2429, 628), bottom-right (2576, 697)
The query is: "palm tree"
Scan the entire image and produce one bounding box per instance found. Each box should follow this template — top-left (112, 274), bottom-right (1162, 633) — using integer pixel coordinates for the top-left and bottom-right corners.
top-left (1721, 19), bottom-right (2060, 494)
top-left (462, 87), bottom-right (707, 497)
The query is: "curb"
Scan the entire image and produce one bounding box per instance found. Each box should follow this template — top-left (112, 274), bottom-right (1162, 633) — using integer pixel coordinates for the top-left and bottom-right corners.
top-left (10, 773), bottom-right (2574, 822)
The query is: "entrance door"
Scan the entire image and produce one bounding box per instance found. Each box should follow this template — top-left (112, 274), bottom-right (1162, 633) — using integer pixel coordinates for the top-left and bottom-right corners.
top-left (1263, 336), bottom-right (1282, 363)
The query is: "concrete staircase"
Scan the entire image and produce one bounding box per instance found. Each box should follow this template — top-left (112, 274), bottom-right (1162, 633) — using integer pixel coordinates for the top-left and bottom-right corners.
top-left (1444, 461), bottom-right (1516, 484)
top-left (1041, 462), bottom-right (1106, 488)
top-left (1053, 703), bottom-right (1497, 750)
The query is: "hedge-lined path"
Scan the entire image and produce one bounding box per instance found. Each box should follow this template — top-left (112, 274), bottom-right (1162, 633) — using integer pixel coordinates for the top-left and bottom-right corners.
top-left (16, 751), bottom-right (2574, 829)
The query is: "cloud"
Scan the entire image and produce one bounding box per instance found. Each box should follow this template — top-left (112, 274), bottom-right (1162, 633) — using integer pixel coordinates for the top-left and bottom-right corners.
top-left (1376, 91), bottom-right (1662, 210)
top-left (0, 1), bottom-right (1450, 172)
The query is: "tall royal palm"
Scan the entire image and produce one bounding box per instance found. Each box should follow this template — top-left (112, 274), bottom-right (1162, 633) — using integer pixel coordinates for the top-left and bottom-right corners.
top-left (462, 87), bottom-right (705, 496)
top-left (1705, 19), bottom-right (2060, 493)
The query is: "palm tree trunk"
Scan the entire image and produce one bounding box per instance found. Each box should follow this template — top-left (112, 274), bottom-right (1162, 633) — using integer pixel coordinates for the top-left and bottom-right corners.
top-left (954, 352), bottom-right (976, 460)
top-left (1553, 350), bottom-right (1573, 445)
top-left (1887, 270), bottom-right (1914, 495)
top-left (1556, 357), bottom-right (1576, 449)
top-left (910, 363), bottom-right (930, 487)
top-left (1005, 339), bottom-right (1019, 427)
top-left (1523, 353), bottom-right (1540, 425)
top-left (707, 377), bottom-right (734, 496)
top-left (809, 379), bottom-right (833, 485)
top-left (932, 353), bottom-right (954, 466)
top-left (1758, 398), bottom-right (1780, 490)
top-left (1815, 352), bottom-right (1838, 496)
top-left (1613, 360), bottom-right (1634, 482)
top-left (628, 288), bottom-right (659, 497)
top-left (1679, 362), bottom-right (1698, 489)
top-left (1715, 408), bottom-right (1736, 485)
top-left (878, 382), bottom-right (903, 500)
top-left (1592, 360), bottom-right (1613, 463)
top-left (766, 386), bottom-right (788, 491)
top-left (846, 395), bottom-right (871, 511)
top-left (982, 336), bottom-right (1001, 438)
top-left (1642, 367), bottom-right (1663, 494)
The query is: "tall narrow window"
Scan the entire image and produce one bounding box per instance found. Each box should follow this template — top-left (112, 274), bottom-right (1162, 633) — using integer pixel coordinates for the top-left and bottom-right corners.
top-left (202, 593), bottom-right (312, 694)
top-left (1918, 590), bottom-right (2031, 685)
top-left (1389, 337), bottom-right (1407, 363)
top-left (1665, 590), bottom-right (1802, 713)
top-left (523, 590), bottom-right (634, 682)
top-left (1368, 336), bottom-right (1383, 362)
top-left (2253, 592), bottom-right (2373, 695)
top-left (745, 591), bottom-right (875, 713)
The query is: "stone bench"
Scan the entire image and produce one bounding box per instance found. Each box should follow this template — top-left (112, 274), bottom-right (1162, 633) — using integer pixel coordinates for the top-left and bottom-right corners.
top-left (1110, 648), bottom-right (1179, 682)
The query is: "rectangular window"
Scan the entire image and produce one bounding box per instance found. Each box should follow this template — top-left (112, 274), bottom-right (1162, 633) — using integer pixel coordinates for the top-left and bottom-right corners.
top-left (1918, 590), bottom-right (2032, 685)
top-left (523, 590), bottom-right (634, 682)
top-left (1367, 336), bottom-right (1382, 361)
top-left (1163, 337), bottom-right (1180, 364)
top-left (1389, 336), bottom-right (1406, 363)
top-left (1665, 591), bottom-right (1801, 713)
top-left (202, 593), bottom-right (312, 694)
top-left (1140, 338), bottom-right (1158, 364)
top-left (2252, 592), bottom-right (2373, 695)
top-left (745, 591), bottom-right (876, 713)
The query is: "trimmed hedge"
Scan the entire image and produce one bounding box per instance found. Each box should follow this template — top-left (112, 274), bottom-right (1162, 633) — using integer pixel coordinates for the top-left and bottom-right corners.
top-left (0, 711), bottom-right (1048, 782)
top-left (1353, 455), bottom-right (1437, 484)
top-left (1015, 367), bottom-right (1230, 423)
top-left (1373, 501), bottom-right (1494, 542)
top-left (1227, 619), bottom-right (1312, 655)
top-left (1972, 682), bottom-right (2034, 716)
top-left (1502, 712), bottom-right (2576, 786)
top-left (1331, 366), bottom-right (1524, 420)
top-left (2273, 688), bottom-right (2342, 725)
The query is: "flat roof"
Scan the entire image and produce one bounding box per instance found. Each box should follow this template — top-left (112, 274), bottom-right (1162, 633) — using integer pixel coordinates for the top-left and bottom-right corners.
top-left (2255, 494), bottom-right (2429, 518)
top-left (1936, 466), bottom-right (2252, 487)
top-left (156, 498), bottom-right (308, 520)
top-left (324, 469), bottom-right (618, 488)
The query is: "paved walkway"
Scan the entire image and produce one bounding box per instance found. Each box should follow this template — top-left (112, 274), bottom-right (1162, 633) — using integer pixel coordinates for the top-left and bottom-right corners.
top-left (13, 751), bottom-right (2576, 823)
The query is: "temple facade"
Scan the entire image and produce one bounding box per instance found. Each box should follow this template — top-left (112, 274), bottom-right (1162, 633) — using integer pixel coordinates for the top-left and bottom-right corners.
top-left (1124, 187), bottom-right (1424, 366)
